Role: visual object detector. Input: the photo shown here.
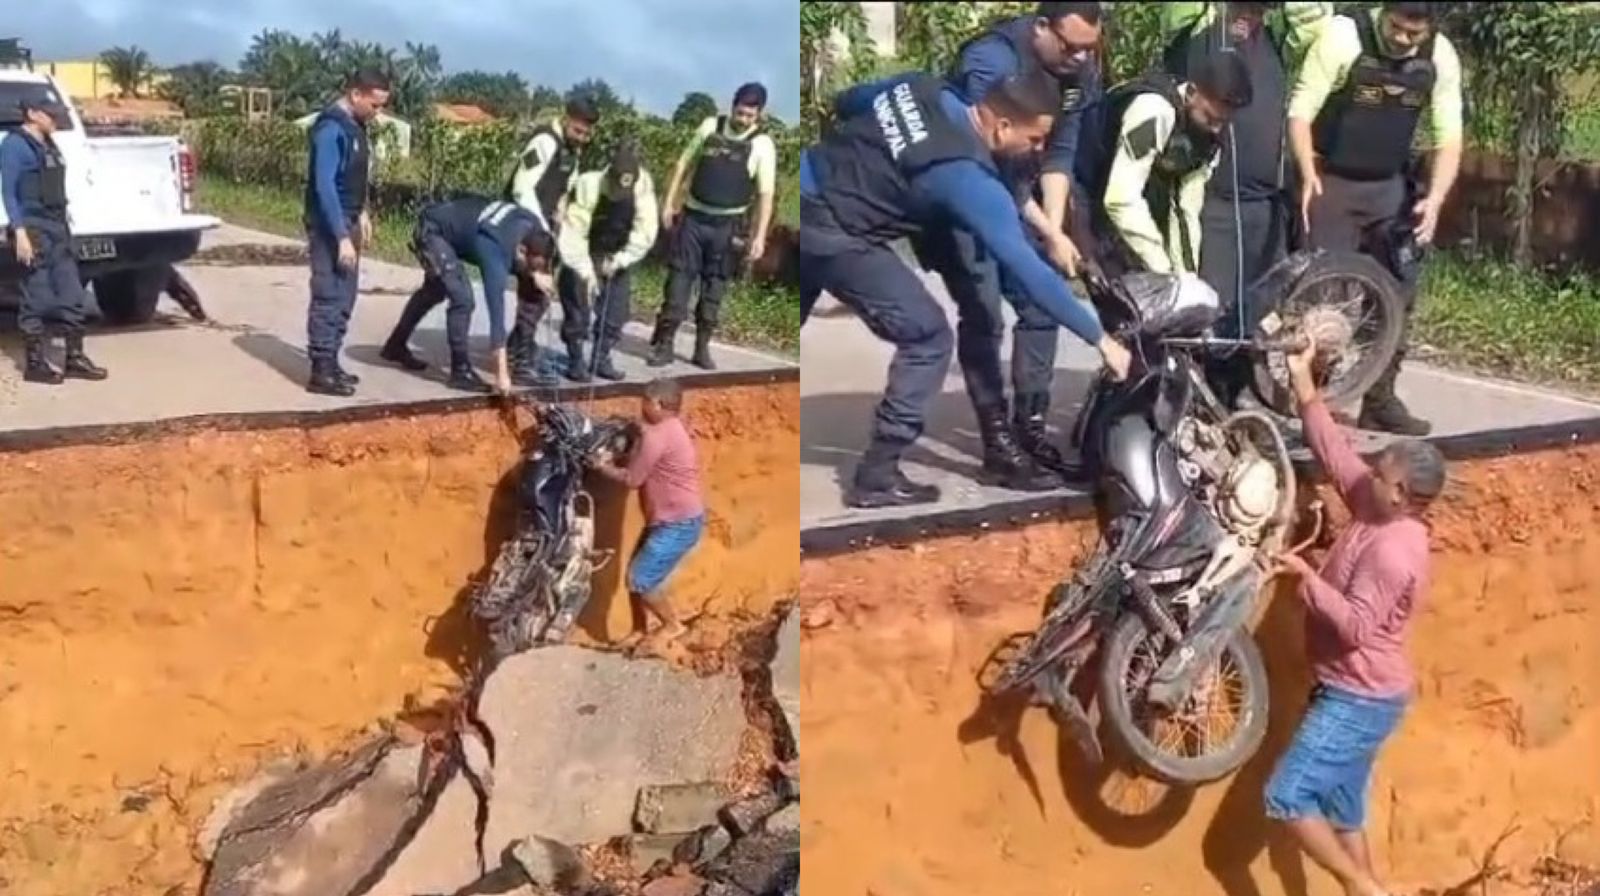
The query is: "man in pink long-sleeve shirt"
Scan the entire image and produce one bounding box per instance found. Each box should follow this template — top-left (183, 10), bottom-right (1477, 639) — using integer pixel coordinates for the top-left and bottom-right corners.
top-left (1264, 341), bottom-right (1445, 896)
top-left (592, 377), bottom-right (706, 649)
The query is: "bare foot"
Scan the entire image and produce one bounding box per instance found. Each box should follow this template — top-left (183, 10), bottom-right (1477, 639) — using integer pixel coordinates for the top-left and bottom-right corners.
top-left (616, 630), bottom-right (647, 652)
top-left (1343, 880), bottom-right (1389, 896)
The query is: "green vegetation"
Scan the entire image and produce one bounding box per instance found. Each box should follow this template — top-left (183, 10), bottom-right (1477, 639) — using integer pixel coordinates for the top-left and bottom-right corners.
top-left (1417, 251), bottom-right (1600, 387)
top-left (196, 176), bottom-right (799, 357)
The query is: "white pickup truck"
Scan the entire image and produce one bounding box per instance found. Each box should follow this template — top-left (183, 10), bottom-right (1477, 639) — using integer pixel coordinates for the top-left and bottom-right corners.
top-left (0, 68), bottom-right (220, 324)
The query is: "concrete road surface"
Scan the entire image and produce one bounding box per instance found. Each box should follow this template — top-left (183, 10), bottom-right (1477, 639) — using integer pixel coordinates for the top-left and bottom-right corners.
top-left (0, 224), bottom-right (793, 434)
top-left (802, 271), bottom-right (1600, 533)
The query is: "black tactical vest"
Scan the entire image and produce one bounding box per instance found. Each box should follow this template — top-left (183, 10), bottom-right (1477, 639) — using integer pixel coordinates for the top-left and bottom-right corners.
top-left (301, 106), bottom-right (371, 225)
top-left (688, 117), bottom-right (758, 211)
top-left (589, 188), bottom-right (636, 257)
top-left (1084, 73), bottom-right (1217, 197)
top-left (504, 124), bottom-right (576, 221)
top-left (809, 74), bottom-right (995, 244)
top-left (1313, 11), bottom-right (1436, 180)
top-left (426, 195), bottom-right (541, 260)
top-left (15, 131), bottom-right (68, 222)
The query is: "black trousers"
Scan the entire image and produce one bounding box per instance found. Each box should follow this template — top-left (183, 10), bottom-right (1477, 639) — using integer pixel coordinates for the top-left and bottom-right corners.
top-left (390, 221), bottom-right (476, 359)
top-left (661, 210), bottom-right (739, 331)
top-left (559, 265), bottom-right (631, 353)
top-left (1199, 193), bottom-right (1289, 405)
top-left (1307, 172), bottom-right (1415, 403)
top-left (506, 270), bottom-right (554, 367)
top-left (803, 232), bottom-right (953, 453)
top-left (17, 218), bottom-right (88, 337)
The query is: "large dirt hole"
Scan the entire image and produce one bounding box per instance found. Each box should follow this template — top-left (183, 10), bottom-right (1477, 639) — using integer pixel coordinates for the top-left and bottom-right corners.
top-left (801, 446), bottom-right (1600, 896)
top-left (0, 383), bottom-right (798, 896)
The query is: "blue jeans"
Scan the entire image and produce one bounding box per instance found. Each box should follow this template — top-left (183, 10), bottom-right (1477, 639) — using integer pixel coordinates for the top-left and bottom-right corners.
top-left (1264, 683), bottom-right (1408, 830)
top-left (627, 514), bottom-right (705, 599)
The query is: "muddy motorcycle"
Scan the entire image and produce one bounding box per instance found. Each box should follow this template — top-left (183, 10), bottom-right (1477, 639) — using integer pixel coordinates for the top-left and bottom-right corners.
top-left (984, 249), bottom-right (1406, 785)
top-left (470, 403), bottom-right (638, 662)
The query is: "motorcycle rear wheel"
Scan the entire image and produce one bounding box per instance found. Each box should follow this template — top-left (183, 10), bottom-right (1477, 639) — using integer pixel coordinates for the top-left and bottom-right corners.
top-left (1251, 251), bottom-right (1406, 416)
top-left (1098, 613), bottom-right (1269, 784)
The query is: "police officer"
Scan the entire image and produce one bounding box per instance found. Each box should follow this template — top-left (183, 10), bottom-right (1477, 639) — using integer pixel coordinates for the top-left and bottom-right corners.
top-left (504, 95), bottom-right (600, 385)
top-left (649, 82), bottom-right (776, 371)
top-left (801, 71), bottom-right (1131, 509)
top-left (1289, 1), bottom-right (1463, 436)
top-left (1163, 2), bottom-right (1332, 407)
top-left (380, 195), bottom-right (556, 394)
top-left (1076, 52), bottom-right (1254, 280)
top-left (932, 0), bottom-right (1104, 490)
top-left (557, 141), bottom-right (660, 383)
top-left (303, 68), bottom-right (390, 397)
top-left (0, 94), bottom-right (107, 385)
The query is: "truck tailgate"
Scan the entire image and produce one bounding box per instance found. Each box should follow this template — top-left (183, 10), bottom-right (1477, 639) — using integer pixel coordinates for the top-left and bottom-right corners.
top-left (70, 136), bottom-right (213, 236)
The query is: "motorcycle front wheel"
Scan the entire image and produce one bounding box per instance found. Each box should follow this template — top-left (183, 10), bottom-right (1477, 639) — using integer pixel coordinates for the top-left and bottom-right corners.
top-left (1250, 251), bottom-right (1407, 417)
top-left (1097, 613), bottom-right (1269, 784)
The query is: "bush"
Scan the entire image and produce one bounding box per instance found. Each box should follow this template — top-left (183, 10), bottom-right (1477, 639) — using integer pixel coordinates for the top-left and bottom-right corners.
top-left (189, 113), bottom-right (803, 229)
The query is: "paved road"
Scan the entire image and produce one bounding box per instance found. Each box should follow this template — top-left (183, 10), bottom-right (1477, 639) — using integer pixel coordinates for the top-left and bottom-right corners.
top-left (0, 224), bottom-right (793, 434)
top-left (801, 272), bottom-right (1600, 533)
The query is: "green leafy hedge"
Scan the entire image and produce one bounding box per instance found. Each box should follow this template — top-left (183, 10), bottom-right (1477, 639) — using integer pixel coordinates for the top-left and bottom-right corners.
top-left (187, 112), bottom-right (803, 229)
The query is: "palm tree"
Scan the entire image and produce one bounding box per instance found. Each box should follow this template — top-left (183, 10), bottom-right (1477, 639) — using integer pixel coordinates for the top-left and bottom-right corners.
top-left (100, 46), bottom-right (152, 98)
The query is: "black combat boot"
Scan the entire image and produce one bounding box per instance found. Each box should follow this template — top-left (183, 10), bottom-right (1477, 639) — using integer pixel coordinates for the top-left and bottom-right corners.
top-left (1013, 392), bottom-right (1079, 480)
top-left (1357, 348), bottom-right (1430, 436)
top-left (333, 360), bottom-right (360, 387)
top-left (380, 343), bottom-right (428, 372)
top-left (691, 328), bottom-right (716, 370)
top-left (381, 294), bottom-right (432, 371)
top-left (564, 341), bottom-right (592, 383)
top-left (63, 334), bottom-right (107, 381)
top-left (848, 440), bottom-right (940, 509)
top-left (592, 339), bottom-right (625, 382)
top-left (647, 320), bottom-right (677, 368)
top-left (22, 336), bottom-right (62, 385)
top-left (446, 356), bottom-right (492, 394)
top-left (977, 403), bottom-right (1060, 491)
top-left (307, 358), bottom-right (354, 396)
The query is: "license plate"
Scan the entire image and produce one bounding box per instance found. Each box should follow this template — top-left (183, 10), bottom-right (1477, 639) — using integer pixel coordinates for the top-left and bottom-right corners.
top-left (76, 238), bottom-right (117, 262)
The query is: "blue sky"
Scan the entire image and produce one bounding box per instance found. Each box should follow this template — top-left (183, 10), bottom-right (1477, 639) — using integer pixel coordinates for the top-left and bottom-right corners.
top-left (12, 0), bottom-right (800, 120)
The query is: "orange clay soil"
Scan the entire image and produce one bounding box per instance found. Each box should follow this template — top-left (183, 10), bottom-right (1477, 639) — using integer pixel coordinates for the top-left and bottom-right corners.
top-left (801, 445), bottom-right (1600, 896)
top-left (0, 383), bottom-right (798, 896)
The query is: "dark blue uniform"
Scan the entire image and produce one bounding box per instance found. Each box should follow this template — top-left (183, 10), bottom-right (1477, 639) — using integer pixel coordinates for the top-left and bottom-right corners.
top-left (303, 103), bottom-right (371, 387)
top-left (801, 73), bottom-right (1104, 508)
top-left (382, 196), bottom-right (549, 386)
top-left (934, 16), bottom-right (1102, 480)
top-left (1, 127), bottom-right (88, 337)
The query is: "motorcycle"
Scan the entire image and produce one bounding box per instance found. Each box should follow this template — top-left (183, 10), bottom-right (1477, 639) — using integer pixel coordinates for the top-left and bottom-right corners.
top-left (983, 247), bottom-right (1407, 785)
top-left (470, 402), bottom-right (638, 663)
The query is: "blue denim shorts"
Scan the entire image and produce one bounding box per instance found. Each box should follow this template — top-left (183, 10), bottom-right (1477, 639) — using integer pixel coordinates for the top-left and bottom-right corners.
top-left (627, 514), bottom-right (705, 598)
top-left (1264, 683), bottom-right (1408, 830)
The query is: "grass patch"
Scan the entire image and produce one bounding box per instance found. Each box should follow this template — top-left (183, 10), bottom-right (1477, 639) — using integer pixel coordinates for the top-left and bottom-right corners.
top-left (196, 175), bottom-right (799, 356)
top-left (1416, 250), bottom-right (1600, 387)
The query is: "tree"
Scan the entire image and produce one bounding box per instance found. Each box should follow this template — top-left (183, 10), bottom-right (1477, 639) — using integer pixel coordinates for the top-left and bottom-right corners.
top-left (800, 2), bottom-right (874, 135)
top-left (567, 77), bottom-right (623, 114)
top-left (239, 30), bottom-right (327, 118)
top-left (673, 91), bottom-right (718, 126)
top-left (159, 61), bottom-right (232, 117)
top-left (529, 85), bottom-right (563, 118)
top-left (439, 70), bottom-right (530, 119)
top-left (100, 46), bottom-right (153, 98)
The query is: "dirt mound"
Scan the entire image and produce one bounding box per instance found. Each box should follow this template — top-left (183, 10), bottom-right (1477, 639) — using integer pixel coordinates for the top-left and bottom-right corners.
top-left (801, 445), bottom-right (1600, 896)
top-left (0, 383), bottom-right (798, 896)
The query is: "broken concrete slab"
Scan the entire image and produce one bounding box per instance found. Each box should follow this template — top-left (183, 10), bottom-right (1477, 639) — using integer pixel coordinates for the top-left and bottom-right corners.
top-left (359, 764), bottom-right (485, 896)
top-left (673, 824), bottom-right (733, 867)
top-left (719, 793), bottom-right (784, 839)
top-left (763, 804), bottom-right (799, 837)
top-left (640, 875), bottom-right (707, 896)
top-left (478, 646), bottom-right (745, 848)
top-left (769, 610), bottom-right (800, 760)
top-left (202, 738), bottom-right (428, 896)
top-left (629, 833), bottom-right (688, 876)
top-left (635, 782), bottom-right (734, 835)
top-left (508, 835), bottom-right (584, 889)
top-left (708, 830), bottom-right (800, 896)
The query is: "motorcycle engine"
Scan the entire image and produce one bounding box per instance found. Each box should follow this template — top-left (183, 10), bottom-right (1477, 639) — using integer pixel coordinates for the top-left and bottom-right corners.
top-left (1219, 455), bottom-right (1280, 531)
